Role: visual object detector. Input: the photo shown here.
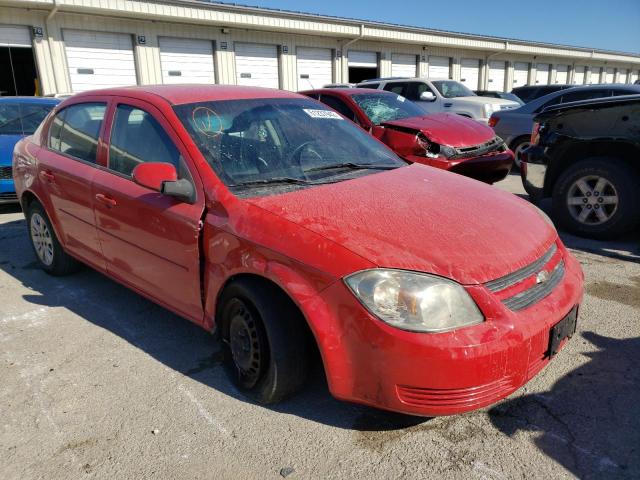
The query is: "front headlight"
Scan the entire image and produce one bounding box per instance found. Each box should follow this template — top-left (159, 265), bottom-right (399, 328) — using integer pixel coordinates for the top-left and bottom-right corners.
top-left (345, 269), bottom-right (484, 333)
top-left (483, 103), bottom-right (495, 117)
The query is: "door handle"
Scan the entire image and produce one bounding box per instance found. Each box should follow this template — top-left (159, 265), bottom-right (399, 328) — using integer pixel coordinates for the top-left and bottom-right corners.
top-left (444, 103), bottom-right (453, 107)
top-left (95, 193), bottom-right (117, 208)
top-left (39, 170), bottom-right (55, 182)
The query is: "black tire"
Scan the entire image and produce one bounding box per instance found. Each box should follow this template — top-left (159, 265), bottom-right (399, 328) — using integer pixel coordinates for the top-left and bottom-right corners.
top-left (219, 278), bottom-right (310, 404)
top-left (27, 201), bottom-right (80, 275)
top-left (510, 136), bottom-right (532, 169)
top-left (551, 157), bottom-right (640, 240)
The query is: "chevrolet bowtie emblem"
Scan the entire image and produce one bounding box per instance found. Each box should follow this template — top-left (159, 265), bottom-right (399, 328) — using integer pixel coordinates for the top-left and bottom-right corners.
top-left (536, 270), bottom-right (550, 284)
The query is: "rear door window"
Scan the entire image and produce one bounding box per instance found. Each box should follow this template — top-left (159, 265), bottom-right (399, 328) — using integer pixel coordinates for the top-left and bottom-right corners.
top-left (49, 102), bottom-right (107, 163)
top-left (383, 82), bottom-right (407, 95)
top-left (319, 95), bottom-right (358, 122)
top-left (108, 104), bottom-right (181, 177)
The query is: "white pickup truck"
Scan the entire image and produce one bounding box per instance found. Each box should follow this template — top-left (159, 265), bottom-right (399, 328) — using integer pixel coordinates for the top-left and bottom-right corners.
top-left (356, 78), bottom-right (520, 123)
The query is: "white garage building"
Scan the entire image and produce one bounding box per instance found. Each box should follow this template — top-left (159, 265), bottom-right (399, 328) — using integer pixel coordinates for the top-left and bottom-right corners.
top-left (0, 0), bottom-right (639, 96)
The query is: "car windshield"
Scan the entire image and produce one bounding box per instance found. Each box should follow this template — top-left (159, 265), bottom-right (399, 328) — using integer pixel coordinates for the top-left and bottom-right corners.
top-left (432, 80), bottom-right (476, 98)
top-left (0, 102), bottom-right (55, 135)
top-left (351, 93), bottom-right (425, 125)
top-left (174, 98), bottom-right (405, 196)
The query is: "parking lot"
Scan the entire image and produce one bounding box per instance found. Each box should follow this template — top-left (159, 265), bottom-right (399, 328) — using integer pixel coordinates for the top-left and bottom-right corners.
top-left (0, 172), bottom-right (637, 480)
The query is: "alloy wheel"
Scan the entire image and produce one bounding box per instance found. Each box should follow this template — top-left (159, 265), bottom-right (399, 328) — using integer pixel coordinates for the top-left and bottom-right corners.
top-left (566, 175), bottom-right (618, 225)
top-left (30, 213), bottom-right (54, 266)
top-left (514, 141), bottom-right (531, 167)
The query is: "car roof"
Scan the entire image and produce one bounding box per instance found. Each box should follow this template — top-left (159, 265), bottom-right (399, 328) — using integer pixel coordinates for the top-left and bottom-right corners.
top-left (0, 96), bottom-right (60, 105)
top-left (301, 88), bottom-right (394, 97)
top-left (67, 84), bottom-right (304, 106)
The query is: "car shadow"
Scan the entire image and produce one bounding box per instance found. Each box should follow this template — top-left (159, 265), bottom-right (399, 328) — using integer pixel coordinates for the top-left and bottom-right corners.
top-left (0, 217), bottom-right (427, 432)
top-left (488, 332), bottom-right (640, 479)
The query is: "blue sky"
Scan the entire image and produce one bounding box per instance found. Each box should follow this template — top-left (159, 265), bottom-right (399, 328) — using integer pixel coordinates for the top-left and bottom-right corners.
top-left (217, 0), bottom-right (640, 54)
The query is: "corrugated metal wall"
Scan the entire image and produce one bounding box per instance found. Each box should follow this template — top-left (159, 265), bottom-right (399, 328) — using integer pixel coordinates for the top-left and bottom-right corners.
top-left (1, 2), bottom-right (639, 96)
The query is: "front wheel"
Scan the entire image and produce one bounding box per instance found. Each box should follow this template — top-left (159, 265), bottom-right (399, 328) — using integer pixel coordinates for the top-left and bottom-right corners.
top-left (219, 279), bottom-right (310, 404)
top-left (551, 158), bottom-right (640, 239)
top-left (27, 202), bottom-right (80, 275)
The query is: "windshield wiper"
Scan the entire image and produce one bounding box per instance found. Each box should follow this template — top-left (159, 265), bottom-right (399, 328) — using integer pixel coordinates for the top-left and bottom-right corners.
top-left (304, 162), bottom-right (399, 173)
top-left (227, 177), bottom-right (333, 188)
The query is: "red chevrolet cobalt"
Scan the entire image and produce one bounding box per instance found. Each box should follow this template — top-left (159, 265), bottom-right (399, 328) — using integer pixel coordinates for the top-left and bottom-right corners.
top-left (13, 86), bottom-right (583, 416)
top-left (302, 88), bottom-right (514, 183)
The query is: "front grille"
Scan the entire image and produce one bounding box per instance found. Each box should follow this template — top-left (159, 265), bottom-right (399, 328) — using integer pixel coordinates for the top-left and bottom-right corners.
top-left (484, 244), bottom-right (565, 311)
top-left (447, 136), bottom-right (506, 160)
top-left (503, 261), bottom-right (565, 311)
top-left (485, 244), bottom-right (557, 292)
top-left (0, 166), bottom-right (12, 180)
top-left (0, 192), bottom-right (18, 203)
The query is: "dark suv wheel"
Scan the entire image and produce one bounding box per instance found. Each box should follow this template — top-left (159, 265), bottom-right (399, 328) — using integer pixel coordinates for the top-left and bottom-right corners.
top-left (27, 202), bottom-right (80, 275)
top-left (219, 278), bottom-right (310, 404)
top-left (552, 157), bottom-right (640, 239)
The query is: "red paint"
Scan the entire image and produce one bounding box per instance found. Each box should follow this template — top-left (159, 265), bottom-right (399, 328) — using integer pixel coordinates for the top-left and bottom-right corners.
top-left (12, 85), bottom-right (583, 416)
top-left (132, 162), bottom-right (178, 192)
top-left (303, 88), bottom-right (514, 183)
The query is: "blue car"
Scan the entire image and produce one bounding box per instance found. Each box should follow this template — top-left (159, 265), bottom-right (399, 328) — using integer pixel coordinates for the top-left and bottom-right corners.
top-left (1, 97), bottom-right (60, 204)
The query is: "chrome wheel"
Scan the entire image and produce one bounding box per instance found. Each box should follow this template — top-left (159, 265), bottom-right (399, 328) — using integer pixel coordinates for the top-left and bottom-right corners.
top-left (514, 140), bottom-right (531, 167)
top-left (30, 212), bottom-right (54, 266)
top-left (566, 175), bottom-right (618, 225)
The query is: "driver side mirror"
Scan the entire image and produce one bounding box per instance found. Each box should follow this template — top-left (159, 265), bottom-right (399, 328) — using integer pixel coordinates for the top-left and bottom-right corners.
top-left (132, 162), bottom-right (195, 203)
top-left (420, 91), bottom-right (436, 102)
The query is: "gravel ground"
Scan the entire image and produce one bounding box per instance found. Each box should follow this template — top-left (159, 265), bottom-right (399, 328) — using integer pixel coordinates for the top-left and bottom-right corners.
top-left (1, 172), bottom-right (639, 480)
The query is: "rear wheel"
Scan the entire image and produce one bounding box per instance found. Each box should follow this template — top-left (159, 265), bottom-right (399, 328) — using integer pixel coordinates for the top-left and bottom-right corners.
top-left (219, 279), bottom-right (310, 404)
top-left (511, 136), bottom-right (531, 169)
top-left (552, 158), bottom-right (640, 239)
top-left (27, 202), bottom-right (80, 275)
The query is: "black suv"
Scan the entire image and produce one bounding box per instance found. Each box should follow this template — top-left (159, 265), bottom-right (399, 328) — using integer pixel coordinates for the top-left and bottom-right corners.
top-left (512, 84), bottom-right (572, 103)
top-left (521, 94), bottom-right (640, 239)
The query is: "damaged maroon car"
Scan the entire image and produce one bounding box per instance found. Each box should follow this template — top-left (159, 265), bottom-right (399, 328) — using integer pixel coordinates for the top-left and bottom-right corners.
top-left (303, 88), bottom-right (514, 183)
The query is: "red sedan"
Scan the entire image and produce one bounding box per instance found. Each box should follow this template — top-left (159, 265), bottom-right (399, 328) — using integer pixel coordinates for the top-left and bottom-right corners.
top-left (13, 85), bottom-right (583, 416)
top-left (303, 88), bottom-right (514, 183)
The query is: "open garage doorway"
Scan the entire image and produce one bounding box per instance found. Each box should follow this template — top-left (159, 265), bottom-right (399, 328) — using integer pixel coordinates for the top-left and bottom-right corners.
top-left (1, 26), bottom-right (38, 96)
top-left (348, 50), bottom-right (378, 84)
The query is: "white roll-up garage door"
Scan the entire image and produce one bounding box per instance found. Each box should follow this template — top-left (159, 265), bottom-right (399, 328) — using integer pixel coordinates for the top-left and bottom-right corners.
top-left (555, 65), bottom-right (568, 84)
top-left (513, 62), bottom-right (529, 89)
top-left (605, 68), bottom-right (614, 83)
top-left (64, 30), bottom-right (137, 93)
top-left (235, 43), bottom-right (279, 89)
top-left (159, 37), bottom-right (215, 85)
top-left (460, 58), bottom-right (480, 89)
top-left (488, 61), bottom-right (506, 91)
top-left (391, 54), bottom-right (417, 78)
top-left (428, 56), bottom-right (450, 79)
top-left (348, 50), bottom-right (377, 68)
top-left (0, 25), bottom-right (31, 47)
top-left (631, 71), bottom-right (639, 84)
top-left (589, 68), bottom-right (601, 84)
top-left (296, 47), bottom-right (332, 90)
top-left (573, 66), bottom-right (585, 85)
top-left (535, 64), bottom-right (550, 85)
top-left (618, 69), bottom-right (628, 84)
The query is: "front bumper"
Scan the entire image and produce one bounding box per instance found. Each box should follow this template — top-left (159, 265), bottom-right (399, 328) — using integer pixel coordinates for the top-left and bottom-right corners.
top-left (520, 145), bottom-right (549, 201)
top-left (312, 244), bottom-right (583, 417)
top-left (0, 178), bottom-right (18, 204)
top-left (406, 149), bottom-right (514, 184)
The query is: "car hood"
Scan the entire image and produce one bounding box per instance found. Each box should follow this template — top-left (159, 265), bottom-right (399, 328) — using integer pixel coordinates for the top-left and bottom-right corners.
top-left (381, 113), bottom-right (495, 147)
top-left (247, 164), bottom-right (556, 285)
top-left (0, 134), bottom-right (23, 166)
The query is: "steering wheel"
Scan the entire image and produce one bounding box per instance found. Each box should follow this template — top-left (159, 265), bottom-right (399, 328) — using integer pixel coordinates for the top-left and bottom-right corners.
top-left (287, 140), bottom-right (323, 171)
